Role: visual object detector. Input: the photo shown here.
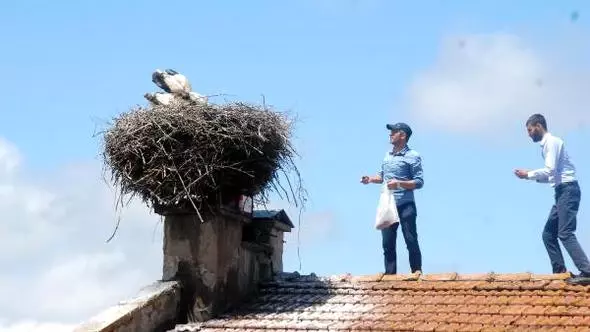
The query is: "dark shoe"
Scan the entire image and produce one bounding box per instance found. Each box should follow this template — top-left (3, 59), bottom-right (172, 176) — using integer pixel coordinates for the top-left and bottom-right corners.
top-left (569, 272), bottom-right (590, 278)
top-left (566, 273), bottom-right (590, 286)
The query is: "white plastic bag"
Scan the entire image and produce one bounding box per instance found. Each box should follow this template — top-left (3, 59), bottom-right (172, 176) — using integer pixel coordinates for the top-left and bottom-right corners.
top-left (375, 183), bottom-right (400, 230)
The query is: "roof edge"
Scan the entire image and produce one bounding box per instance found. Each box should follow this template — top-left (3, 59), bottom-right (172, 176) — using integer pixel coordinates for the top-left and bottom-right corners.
top-left (272, 271), bottom-right (575, 283)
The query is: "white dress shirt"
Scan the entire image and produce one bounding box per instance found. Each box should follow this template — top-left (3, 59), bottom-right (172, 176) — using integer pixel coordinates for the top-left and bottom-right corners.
top-left (527, 132), bottom-right (576, 186)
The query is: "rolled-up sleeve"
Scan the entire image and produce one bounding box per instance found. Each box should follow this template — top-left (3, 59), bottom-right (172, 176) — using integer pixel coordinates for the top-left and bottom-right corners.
top-left (410, 154), bottom-right (424, 189)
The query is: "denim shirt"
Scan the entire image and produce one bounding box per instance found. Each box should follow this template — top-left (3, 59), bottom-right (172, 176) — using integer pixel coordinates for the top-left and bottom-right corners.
top-left (378, 146), bottom-right (424, 206)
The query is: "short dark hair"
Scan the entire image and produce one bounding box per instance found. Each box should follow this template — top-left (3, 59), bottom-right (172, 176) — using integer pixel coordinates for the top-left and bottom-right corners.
top-left (526, 113), bottom-right (547, 130)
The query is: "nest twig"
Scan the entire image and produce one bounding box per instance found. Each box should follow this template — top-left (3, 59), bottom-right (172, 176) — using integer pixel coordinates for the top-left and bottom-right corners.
top-left (99, 99), bottom-right (306, 216)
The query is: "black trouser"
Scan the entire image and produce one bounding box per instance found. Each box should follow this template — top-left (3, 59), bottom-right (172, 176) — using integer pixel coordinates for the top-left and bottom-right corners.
top-left (381, 201), bottom-right (422, 274)
top-left (543, 181), bottom-right (590, 275)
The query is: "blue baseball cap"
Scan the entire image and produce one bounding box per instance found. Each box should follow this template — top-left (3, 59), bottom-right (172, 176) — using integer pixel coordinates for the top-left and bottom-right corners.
top-left (386, 122), bottom-right (412, 138)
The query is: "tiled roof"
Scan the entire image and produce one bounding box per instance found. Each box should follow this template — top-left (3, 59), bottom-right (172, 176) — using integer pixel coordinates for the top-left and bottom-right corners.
top-left (170, 271), bottom-right (590, 331)
top-left (252, 209), bottom-right (295, 228)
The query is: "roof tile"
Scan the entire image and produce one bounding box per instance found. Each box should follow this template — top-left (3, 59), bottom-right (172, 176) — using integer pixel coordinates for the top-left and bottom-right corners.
top-left (519, 280), bottom-right (552, 290)
top-left (456, 323), bottom-right (485, 332)
top-left (545, 280), bottom-right (568, 290)
top-left (455, 273), bottom-right (494, 281)
top-left (381, 273), bottom-right (419, 281)
top-left (494, 272), bottom-right (533, 281)
top-left (420, 272), bottom-right (458, 281)
top-left (413, 321), bottom-right (439, 331)
top-left (351, 273), bottom-right (384, 282)
top-left (532, 272), bottom-right (572, 280)
top-left (169, 272), bottom-right (590, 332)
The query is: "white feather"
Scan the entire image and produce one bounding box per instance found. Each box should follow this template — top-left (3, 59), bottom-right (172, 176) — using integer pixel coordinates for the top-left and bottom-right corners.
top-left (158, 70), bottom-right (192, 94)
top-left (144, 92), bottom-right (175, 106)
top-left (188, 91), bottom-right (208, 104)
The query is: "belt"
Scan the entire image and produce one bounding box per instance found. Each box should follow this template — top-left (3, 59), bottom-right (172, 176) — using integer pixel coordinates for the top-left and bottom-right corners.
top-left (555, 181), bottom-right (578, 190)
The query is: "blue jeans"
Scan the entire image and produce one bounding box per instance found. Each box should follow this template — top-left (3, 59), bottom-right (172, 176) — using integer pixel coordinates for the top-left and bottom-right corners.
top-left (543, 181), bottom-right (590, 275)
top-left (381, 202), bottom-right (422, 274)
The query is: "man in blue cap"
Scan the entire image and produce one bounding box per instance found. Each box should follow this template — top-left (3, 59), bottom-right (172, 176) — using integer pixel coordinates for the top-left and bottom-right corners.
top-left (361, 122), bottom-right (424, 275)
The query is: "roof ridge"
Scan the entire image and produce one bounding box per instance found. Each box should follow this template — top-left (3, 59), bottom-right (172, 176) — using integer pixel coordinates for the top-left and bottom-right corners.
top-left (273, 271), bottom-right (574, 283)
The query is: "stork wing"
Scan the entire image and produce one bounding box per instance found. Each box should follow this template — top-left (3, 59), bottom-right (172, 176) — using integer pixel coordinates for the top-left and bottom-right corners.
top-left (164, 73), bottom-right (192, 94)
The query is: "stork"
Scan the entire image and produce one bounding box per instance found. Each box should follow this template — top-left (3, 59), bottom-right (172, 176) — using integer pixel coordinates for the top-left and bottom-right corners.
top-left (144, 92), bottom-right (175, 106)
top-left (151, 69), bottom-right (192, 95)
top-left (145, 68), bottom-right (208, 106)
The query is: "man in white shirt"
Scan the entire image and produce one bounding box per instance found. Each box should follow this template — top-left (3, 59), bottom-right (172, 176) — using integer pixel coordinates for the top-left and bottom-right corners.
top-left (515, 113), bottom-right (590, 285)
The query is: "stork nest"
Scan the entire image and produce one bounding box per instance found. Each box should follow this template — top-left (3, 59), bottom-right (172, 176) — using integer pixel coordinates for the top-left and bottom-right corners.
top-left (100, 99), bottom-right (306, 216)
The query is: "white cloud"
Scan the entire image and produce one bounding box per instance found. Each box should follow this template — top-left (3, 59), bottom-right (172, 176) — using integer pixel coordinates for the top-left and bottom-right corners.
top-left (406, 32), bottom-right (590, 138)
top-left (0, 138), bottom-right (20, 178)
top-left (0, 138), bottom-right (163, 331)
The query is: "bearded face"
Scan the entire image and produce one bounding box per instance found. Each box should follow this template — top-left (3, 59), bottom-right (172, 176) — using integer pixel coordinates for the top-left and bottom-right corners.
top-left (527, 124), bottom-right (544, 142)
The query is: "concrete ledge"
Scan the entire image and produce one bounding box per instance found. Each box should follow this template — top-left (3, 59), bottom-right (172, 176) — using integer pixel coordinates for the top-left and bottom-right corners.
top-left (74, 280), bottom-right (181, 332)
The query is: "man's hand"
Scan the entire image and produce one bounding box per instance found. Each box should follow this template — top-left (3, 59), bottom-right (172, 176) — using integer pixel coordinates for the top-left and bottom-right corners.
top-left (360, 176), bottom-right (371, 184)
top-left (387, 179), bottom-right (400, 189)
top-left (514, 169), bottom-right (530, 179)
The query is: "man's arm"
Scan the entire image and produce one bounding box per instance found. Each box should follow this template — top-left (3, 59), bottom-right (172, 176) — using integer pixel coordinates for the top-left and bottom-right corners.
top-left (368, 175), bottom-right (384, 184)
top-left (397, 154), bottom-right (424, 190)
top-left (362, 171), bottom-right (384, 184)
top-left (361, 159), bottom-right (385, 185)
top-left (527, 138), bottom-right (561, 182)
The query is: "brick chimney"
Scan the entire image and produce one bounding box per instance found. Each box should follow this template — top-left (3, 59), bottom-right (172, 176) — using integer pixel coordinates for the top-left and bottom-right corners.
top-left (161, 198), bottom-right (293, 323)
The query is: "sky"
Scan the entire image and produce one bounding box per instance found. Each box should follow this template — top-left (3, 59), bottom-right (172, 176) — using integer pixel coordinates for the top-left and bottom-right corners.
top-left (1, 0), bottom-right (590, 331)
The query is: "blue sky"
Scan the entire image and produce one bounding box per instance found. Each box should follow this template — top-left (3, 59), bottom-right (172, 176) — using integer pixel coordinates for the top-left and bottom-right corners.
top-left (1, 1), bottom-right (590, 329)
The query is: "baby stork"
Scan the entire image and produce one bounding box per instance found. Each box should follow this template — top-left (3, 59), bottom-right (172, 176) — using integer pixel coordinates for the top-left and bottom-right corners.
top-left (145, 69), bottom-right (208, 106)
top-left (152, 69), bottom-right (191, 95)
